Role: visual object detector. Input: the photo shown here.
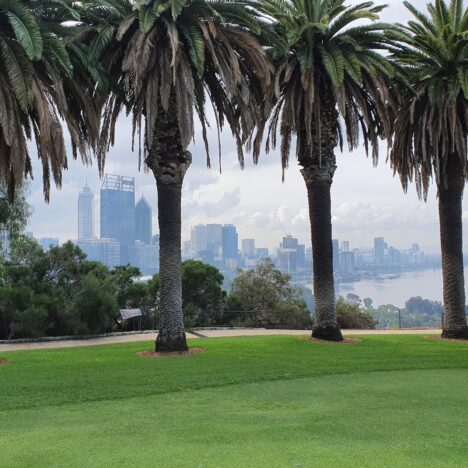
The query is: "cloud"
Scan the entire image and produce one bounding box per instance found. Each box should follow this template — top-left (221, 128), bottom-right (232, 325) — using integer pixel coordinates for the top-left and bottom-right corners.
top-left (184, 188), bottom-right (241, 218)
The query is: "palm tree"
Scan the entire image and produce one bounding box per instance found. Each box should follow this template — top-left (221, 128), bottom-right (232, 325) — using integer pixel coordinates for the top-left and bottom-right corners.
top-left (0, 0), bottom-right (97, 201)
top-left (389, 0), bottom-right (468, 339)
top-left (86, 0), bottom-right (272, 351)
top-left (254, 0), bottom-right (394, 341)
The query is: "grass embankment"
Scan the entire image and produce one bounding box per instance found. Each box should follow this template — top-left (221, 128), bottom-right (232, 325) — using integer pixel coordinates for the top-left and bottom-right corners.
top-left (1, 335), bottom-right (468, 467)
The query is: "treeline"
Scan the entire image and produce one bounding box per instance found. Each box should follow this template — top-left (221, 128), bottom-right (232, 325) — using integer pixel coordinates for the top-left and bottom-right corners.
top-left (1, 235), bottom-right (451, 339)
top-left (0, 239), bottom-right (314, 339)
top-left (341, 293), bottom-right (452, 329)
top-left (0, 237), bottom-right (147, 339)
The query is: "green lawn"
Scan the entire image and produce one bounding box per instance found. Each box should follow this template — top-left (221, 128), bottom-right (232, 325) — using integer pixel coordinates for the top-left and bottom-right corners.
top-left (1, 335), bottom-right (468, 467)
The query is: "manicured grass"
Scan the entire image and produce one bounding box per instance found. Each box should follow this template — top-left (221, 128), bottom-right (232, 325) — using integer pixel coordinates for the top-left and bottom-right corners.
top-left (1, 335), bottom-right (468, 466)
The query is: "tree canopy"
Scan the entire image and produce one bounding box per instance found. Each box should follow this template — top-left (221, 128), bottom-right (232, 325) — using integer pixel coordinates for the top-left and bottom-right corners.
top-left (254, 0), bottom-right (395, 170)
top-left (0, 0), bottom-right (98, 200)
top-left (389, 0), bottom-right (468, 197)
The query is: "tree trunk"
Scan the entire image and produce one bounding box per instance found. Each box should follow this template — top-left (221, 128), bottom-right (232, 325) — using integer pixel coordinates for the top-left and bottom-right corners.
top-left (299, 96), bottom-right (343, 342)
top-left (438, 157), bottom-right (468, 339)
top-left (146, 101), bottom-right (192, 352)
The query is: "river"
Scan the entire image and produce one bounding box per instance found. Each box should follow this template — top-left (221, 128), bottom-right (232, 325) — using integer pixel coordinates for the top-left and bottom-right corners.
top-left (329, 267), bottom-right (468, 307)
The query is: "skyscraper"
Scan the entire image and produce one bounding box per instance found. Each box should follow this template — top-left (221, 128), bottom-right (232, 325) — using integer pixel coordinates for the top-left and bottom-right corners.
top-left (191, 224), bottom-right (207, 255)
top-left (134, 241), bottom-right (159, 276)
top-left (374, 237), bottom-right (386, 264)
top-left (206, 224), bottom-right (223, 255)
top-left (222, 224), bottom-right (238, 269)
top-left (278, 236), bottom-right (298, 274)
top-left (78, 183), bottom-right (94, 240)
top-left (242, 239), bottom-right (255, 257)
top-left (100, 174), bottom-right (135, 264)
top-left (135, 196), bottom-right (152, 244)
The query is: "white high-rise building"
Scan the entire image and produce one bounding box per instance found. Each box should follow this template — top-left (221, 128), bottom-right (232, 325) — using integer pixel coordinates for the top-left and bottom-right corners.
top-left (78, 183), bottom-right (94, 240)
top-left (206, 224), bottom-right (223, 255)
top-left (191, 224), bottom-right (207, 255)
top-left (242, 239), bottom-right (255, 257)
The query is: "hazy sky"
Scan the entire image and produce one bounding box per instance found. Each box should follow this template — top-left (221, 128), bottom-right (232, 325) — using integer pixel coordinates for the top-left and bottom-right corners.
top-left (27, 0), bottom-right (467, 253)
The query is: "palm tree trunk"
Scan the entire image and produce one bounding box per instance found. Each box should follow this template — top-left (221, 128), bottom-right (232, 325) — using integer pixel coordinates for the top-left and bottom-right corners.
top-left (146, 101), bottom-right (192, 352)
top-left (439, 157), bottom-right (467, 339)
top-left (299, 96), bottom-right (343, 342)
top-left (302, 163), bottom-right (342, 341)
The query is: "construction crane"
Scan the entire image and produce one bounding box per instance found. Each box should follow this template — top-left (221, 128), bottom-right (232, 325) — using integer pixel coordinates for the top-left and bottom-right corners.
top-left (275, 215), bottom-right (292, 239)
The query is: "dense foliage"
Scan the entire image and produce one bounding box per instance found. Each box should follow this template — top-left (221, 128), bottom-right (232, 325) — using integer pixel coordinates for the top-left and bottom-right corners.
top-left (335, 296), bottom-right (377, 329)
top-left (0, 237), bottom-right (458, 338)
top-left (226, 259), bottom-right (312, 329)
top-left (389, 0), bottom-right (468, 197)
top-left (0, 249), bottom-right (315, 338)
top-left (0, 183), bottom-right (31, 248)
top-left (0, 0), bottom-right (98, 200)
top-left (0, 238), bottom-right (136, 338)
top-left (365, 295), bottom-right (446, 329)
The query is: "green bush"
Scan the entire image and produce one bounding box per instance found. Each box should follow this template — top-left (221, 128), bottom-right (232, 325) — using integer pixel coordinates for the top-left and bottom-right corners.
top-left (262, 302), bottom-right (313, 329)
top-left (336, 297), bottom-right (377, 329)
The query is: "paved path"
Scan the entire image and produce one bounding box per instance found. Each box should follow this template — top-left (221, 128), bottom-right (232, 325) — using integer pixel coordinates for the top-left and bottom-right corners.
top-left (0, 328), bottom-right (441, 353)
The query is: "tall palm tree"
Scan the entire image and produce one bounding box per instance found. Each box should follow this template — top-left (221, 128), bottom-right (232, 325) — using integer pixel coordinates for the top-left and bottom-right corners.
top-left (0, 0), bottom-right (98, 201)
top-left (254, 0), bottom-right (394, 341)
top-left (86, 0), bottom-right (272, 352)
top-left (389, 0), bottom-right (468, 339)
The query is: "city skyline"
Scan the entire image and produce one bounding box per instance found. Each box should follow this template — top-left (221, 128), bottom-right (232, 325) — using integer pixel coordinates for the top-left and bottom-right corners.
top-left (68, 178), bottom-right (441, 254)
top-left (28, 157), bottom-right (453, 254)
top-left (75, 176), bottom-right (159, 274)
top-left (21, 177), bottom-right (443, 283)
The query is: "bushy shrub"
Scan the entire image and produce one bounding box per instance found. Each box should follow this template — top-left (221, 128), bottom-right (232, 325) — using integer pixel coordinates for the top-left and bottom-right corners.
top-left (262, 302), bottom-right (313, 329)
top-left (336, 297), bottom-right (377, 329)
top-left (225, 259), bottom-right (312, 329)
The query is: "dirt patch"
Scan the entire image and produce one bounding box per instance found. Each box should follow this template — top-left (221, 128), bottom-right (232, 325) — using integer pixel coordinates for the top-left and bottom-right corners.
top-left (0, 359), bottom-right (9, 365)
top-left (304, 337), bottom-right (361, 345)
top-left (137, 348), bottom-right (206, 358)
top-left (426, 335), bottom-right (468, 343)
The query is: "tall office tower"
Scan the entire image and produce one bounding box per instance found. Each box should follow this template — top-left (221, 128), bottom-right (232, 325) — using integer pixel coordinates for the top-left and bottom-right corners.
top-left (373, 237), bottom-right (386, 264)
top-left (278, 248), bottom-right (297, 274)
top-left (100, 174), bottom-right (136, 264)
top-left (341, 240), bottom-right (350, 253)
top-left (134, 241), bottom-right (159, 276)
top-left (296, 243), bottom-right (306, 269)
top-left (278, 236), bottom-right (304, 276)
top-left (281, 236), bottom-right (298, 249)
top-left (135, 196), bottom-right (152, 244)
top-left (222, 224), bottom-right (238, 269)
top-left (78, 183), bottom-right (94, 240)
top-left (332, 239), bottom-right (339, 271)
top-left (242, 239), bottom-right (255, 257)
top-left (340, 251), bottom-right (355, 274)
top-left (206, 224), bottom-right (223, 255)
top-left (277, 236), bottom-right (298, 275)
top-left (191, 224), bottom-right (207, 255)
